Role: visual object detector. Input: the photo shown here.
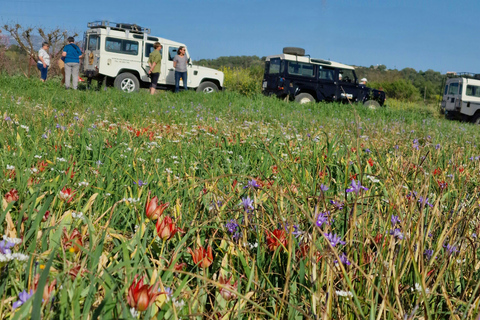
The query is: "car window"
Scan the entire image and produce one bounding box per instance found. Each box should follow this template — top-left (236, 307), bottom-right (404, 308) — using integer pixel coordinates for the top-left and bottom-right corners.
top-left (444, 85), bottom-right (448, 95)
top-left (338, 69), bottom-right (355, 83)
top-left (448, 83), bottom-right (459, 95)
top-left (288, 62), bottom-right (314, 77)
top-left (466, 85), bottom-right (480, 97)
top-left (168, 47), bottom-right (178, 61)
top-left (145, 43), bottom-right (163, 58)
top-left (268, 58), bottom-right (282, 74)
top-left (105, 37), bottom-right (138, 55)
top-left (319, 67), bottom-right (334, 81)
top-left (88, 35), bottom-right (100, 51)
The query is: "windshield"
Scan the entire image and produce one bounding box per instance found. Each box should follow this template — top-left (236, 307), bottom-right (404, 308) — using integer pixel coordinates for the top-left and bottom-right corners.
top-left (447, 82), bottom-right (459, 95)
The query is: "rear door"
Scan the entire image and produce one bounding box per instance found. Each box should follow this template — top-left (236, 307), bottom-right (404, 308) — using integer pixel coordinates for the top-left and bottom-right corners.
top-left (444, 80), bottom-right (461, 111)
top-left (263, 58), bottom-right (284, 93)
top-left (84, 33), bottom-right (100, 73)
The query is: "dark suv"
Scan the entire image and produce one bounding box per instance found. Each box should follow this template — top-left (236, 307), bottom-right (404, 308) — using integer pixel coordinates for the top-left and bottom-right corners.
top-left (262, 47), bottom-right (386, 108)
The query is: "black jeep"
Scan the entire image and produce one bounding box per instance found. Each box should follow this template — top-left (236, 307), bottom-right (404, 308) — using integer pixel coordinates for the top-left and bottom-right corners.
top-left (262, 47), bottom-right (386, 108)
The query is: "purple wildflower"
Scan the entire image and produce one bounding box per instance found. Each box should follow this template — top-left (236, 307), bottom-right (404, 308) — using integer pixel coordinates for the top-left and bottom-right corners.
top-left (4, 116), bottom-right (11, 121)
top-left (320, 184), bottom-right (329, 192)
top-left (241, 197), bottom-right (254, 212)
top-left (244, 179), bottom-right (260, 189)
top-left (335, 252), bottom-right (351, 266)
top-left (134, 180), bottom-right (146, 187)
top-left (443, 243), bottom-right (458, 256)
top-left (12, 290), bottom-right (33, 309)
top-left (330, 200), bottom-right (344, 210)
top-left (435, 144), bottom-right (440, 150)
top-left (389, 228), bottom-right (404, 240)
top-left (391, 215), bottom-right (401, 226)
top-left (364, 148), bottom-right (371, 153)
top-left (424, 249), bottom-right (433, 260)
top-left (225, 219), bottom-right (239, 233)
top-left (324, 233), bottom-right (346, 247)
top-left (316, 212), bottom-right (330, 228)
top-left (418, 196), bottom-right (433, 207)
top-left (0, 240), bottom-right (15, 254)
top-left (346, 180), bottom-right (368, 195)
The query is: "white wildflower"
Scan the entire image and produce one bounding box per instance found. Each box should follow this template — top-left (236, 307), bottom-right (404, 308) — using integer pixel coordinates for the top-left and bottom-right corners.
top-left (3, 236), bottom-right (22, 244)
top-left (6, 165), bottom-right (15, 170)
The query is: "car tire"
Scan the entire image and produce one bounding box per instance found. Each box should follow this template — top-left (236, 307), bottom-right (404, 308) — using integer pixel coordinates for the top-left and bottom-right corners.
top-left (196, 81), bottom-right (219, 93)
top-left (283, 47), bottom-right (305, 56)
top-left (472, 113), bottom-right (480, 125)
top-left (114, 73), bottom-right (140, 93)
top-left (295, 93), bottom-right (315, 104)
top-left (364, 100), bottom-right (381, 110)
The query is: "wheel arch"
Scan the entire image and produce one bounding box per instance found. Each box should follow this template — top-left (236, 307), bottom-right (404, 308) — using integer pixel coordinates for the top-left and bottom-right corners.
top-left (295, 89), bottom-right (318, 102)
top-left (116, 69), bottom-right (142, 82)
top-left (199, 78), bottom-right (222, 90)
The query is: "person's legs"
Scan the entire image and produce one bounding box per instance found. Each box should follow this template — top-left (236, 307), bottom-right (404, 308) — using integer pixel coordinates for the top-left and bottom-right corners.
top-left (42, 66), bottom-right (48, 81)
top-left (37, 63), bottom-right (44, 81)
top-left (174, 71), bottom-right (180, 93)
top-left (72, 63), bottom-right (79, 90)
top-left (58, 59), bottom-right (65, 85)
top-left (182, 71), bottom-right (188, 91)
top-left (150, 72), bottom-right (159, 95)
top-left (64, 63), bottom-right (72, 89)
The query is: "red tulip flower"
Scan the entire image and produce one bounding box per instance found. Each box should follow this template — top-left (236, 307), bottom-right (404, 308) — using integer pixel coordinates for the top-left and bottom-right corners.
top-left (58, 187), bottom-right (74, 202)
top-left (155, 216), bottom-right (184, 241)
top-left (62, 227), bottom-right (83, 253)
top-left (33, 274), bottom-right (56, 302)
top-left (187, 243), bottom-right (214, 268)
top-left (127, 275), bottom-right (160, 312)
top-left (145, 191), bottom-right (169, 220)
top-left (4, 189), bottom-right (19, 203)
top-left (266, 229), bottom-right (287, 251)
top-left (218, 274), bottom-right (238, 301)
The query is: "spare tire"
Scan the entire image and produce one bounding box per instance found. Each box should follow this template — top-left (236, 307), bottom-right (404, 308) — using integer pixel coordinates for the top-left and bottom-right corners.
top-left (283, 47), bottom-right (305, 56)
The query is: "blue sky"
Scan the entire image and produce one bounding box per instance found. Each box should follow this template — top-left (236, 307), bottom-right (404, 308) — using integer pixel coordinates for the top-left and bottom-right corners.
top-left (1, 0), bottom-right (479, 73)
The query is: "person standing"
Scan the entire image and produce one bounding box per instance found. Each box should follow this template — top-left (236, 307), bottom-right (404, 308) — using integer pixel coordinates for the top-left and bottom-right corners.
top-left (37, 42), bottom-right (50, 82)
top-left (62, 37), bottom-right (83, 90)
top-left (148, 42), bottom-right (162, 95)
top-left (173, 46), bottom-right (188, 93)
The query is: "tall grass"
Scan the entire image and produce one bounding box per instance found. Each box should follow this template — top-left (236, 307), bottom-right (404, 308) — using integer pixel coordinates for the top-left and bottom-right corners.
top-left (0, 75), bottom-right (479, 319)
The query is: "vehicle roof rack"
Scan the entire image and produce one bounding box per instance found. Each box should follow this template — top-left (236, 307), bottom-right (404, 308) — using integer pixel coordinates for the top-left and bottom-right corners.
top-left (87, 21), bottom-right (151, 34)
top-left (447, 72), bottom-right (480, 79)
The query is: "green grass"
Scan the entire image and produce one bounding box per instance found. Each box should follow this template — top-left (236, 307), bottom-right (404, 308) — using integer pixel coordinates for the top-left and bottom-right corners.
top-left (0, 74), bottom-right (479, 319)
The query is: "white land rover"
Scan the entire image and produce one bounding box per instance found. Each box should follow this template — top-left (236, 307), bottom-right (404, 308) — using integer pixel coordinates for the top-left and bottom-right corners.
top-left (82, 21), bottom-right (224, 93)
top-left (442, 72), bottom-right (480, 123)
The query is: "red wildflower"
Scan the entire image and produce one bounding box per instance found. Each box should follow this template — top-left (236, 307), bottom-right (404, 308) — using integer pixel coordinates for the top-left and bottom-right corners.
top-left (127, 275), bottom-right (160, 312)
top-left (218, 274), bottom-right (238, 301)
top-left (62, 227), bottom-right (83, 253)
top-left (266, 229), bottom-right (287, 251)
top-left (155, 216), bottom-right (184, 240)
top-left (433, 168), bottom-right (441, 175)
top-left (33, 274), bottom-right (56, 302)
top-left (4, 189), bottom-right (19, 203)
top-left (145, 191), bottom-right (169, 220)
top-left (368, 158), bottom-right (374, 167)
top-left (58, 187), bottom-right (74, 202)
top-left (187, 243), bottom-right (214, 268)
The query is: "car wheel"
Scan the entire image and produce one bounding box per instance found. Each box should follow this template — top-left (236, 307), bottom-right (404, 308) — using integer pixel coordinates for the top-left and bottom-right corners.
top-left (114, 73), bottom-right (140, 93)
top-left (196, 81), bottom-right (219, 93)
top-left (363, 100), bottom-right (381, 110)
top-left (472, 113), bottom-right (480, 125)
top-left (295, 93), bottom-right (315, 104)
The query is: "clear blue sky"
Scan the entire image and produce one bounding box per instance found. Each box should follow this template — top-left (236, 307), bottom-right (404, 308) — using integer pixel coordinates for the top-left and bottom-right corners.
top-left (1, 0), bottom-right (479, 73)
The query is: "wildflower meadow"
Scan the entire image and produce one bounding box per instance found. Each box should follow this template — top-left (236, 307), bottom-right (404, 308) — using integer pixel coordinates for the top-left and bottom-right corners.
top-left (1, 75), bottom-right (479, 319)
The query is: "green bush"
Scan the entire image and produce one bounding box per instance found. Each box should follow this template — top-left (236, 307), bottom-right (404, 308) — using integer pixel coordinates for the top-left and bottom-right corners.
top-left (221, 66), bottom-right (263, 96)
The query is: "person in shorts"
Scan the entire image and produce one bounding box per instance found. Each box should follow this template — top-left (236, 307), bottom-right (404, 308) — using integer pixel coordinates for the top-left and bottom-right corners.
top-left (148, 42), bottom-right (162, 95)
top-left (173, 46), bottom-right (188, 92)
top-left (37, 42), bottom-right (50, 82)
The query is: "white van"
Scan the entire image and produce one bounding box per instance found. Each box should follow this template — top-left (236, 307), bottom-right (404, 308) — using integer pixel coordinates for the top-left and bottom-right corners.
top-left (442, 73), bottom-right (480, 123)
top-left (82, 21), bottom-right (224, 93)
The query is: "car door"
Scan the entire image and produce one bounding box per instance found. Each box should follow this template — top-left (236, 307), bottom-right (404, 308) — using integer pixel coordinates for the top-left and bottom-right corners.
top-left (83, 33), bottom-right (100, 74)
top-left (337, 69), bottom-right (360, 102)
top-left (316, 66), bottom-right (336, 101)
top-left (444, 80), bottom-right (461, 111)
top-left (162, 45), bottom-right (178, 85)
top-left (144, 43), bottom-right (164, 84)
top-left (286, 61), bottom-right (317, 98)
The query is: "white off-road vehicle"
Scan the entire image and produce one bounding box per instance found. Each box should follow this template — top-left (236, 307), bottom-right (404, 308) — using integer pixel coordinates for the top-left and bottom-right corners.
top-left (82, 21), bottom-right (224, 93)
top-left (442, 73), bottom-right (480, 123)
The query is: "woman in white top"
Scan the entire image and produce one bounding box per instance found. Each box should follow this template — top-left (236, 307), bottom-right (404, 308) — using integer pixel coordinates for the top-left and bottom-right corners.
top-left (37, 42), bottom-right (50, 82)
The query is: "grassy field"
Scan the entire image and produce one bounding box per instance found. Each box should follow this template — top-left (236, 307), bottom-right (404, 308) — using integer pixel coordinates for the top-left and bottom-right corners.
top-left (1, 75), bottom-right (479, 319)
